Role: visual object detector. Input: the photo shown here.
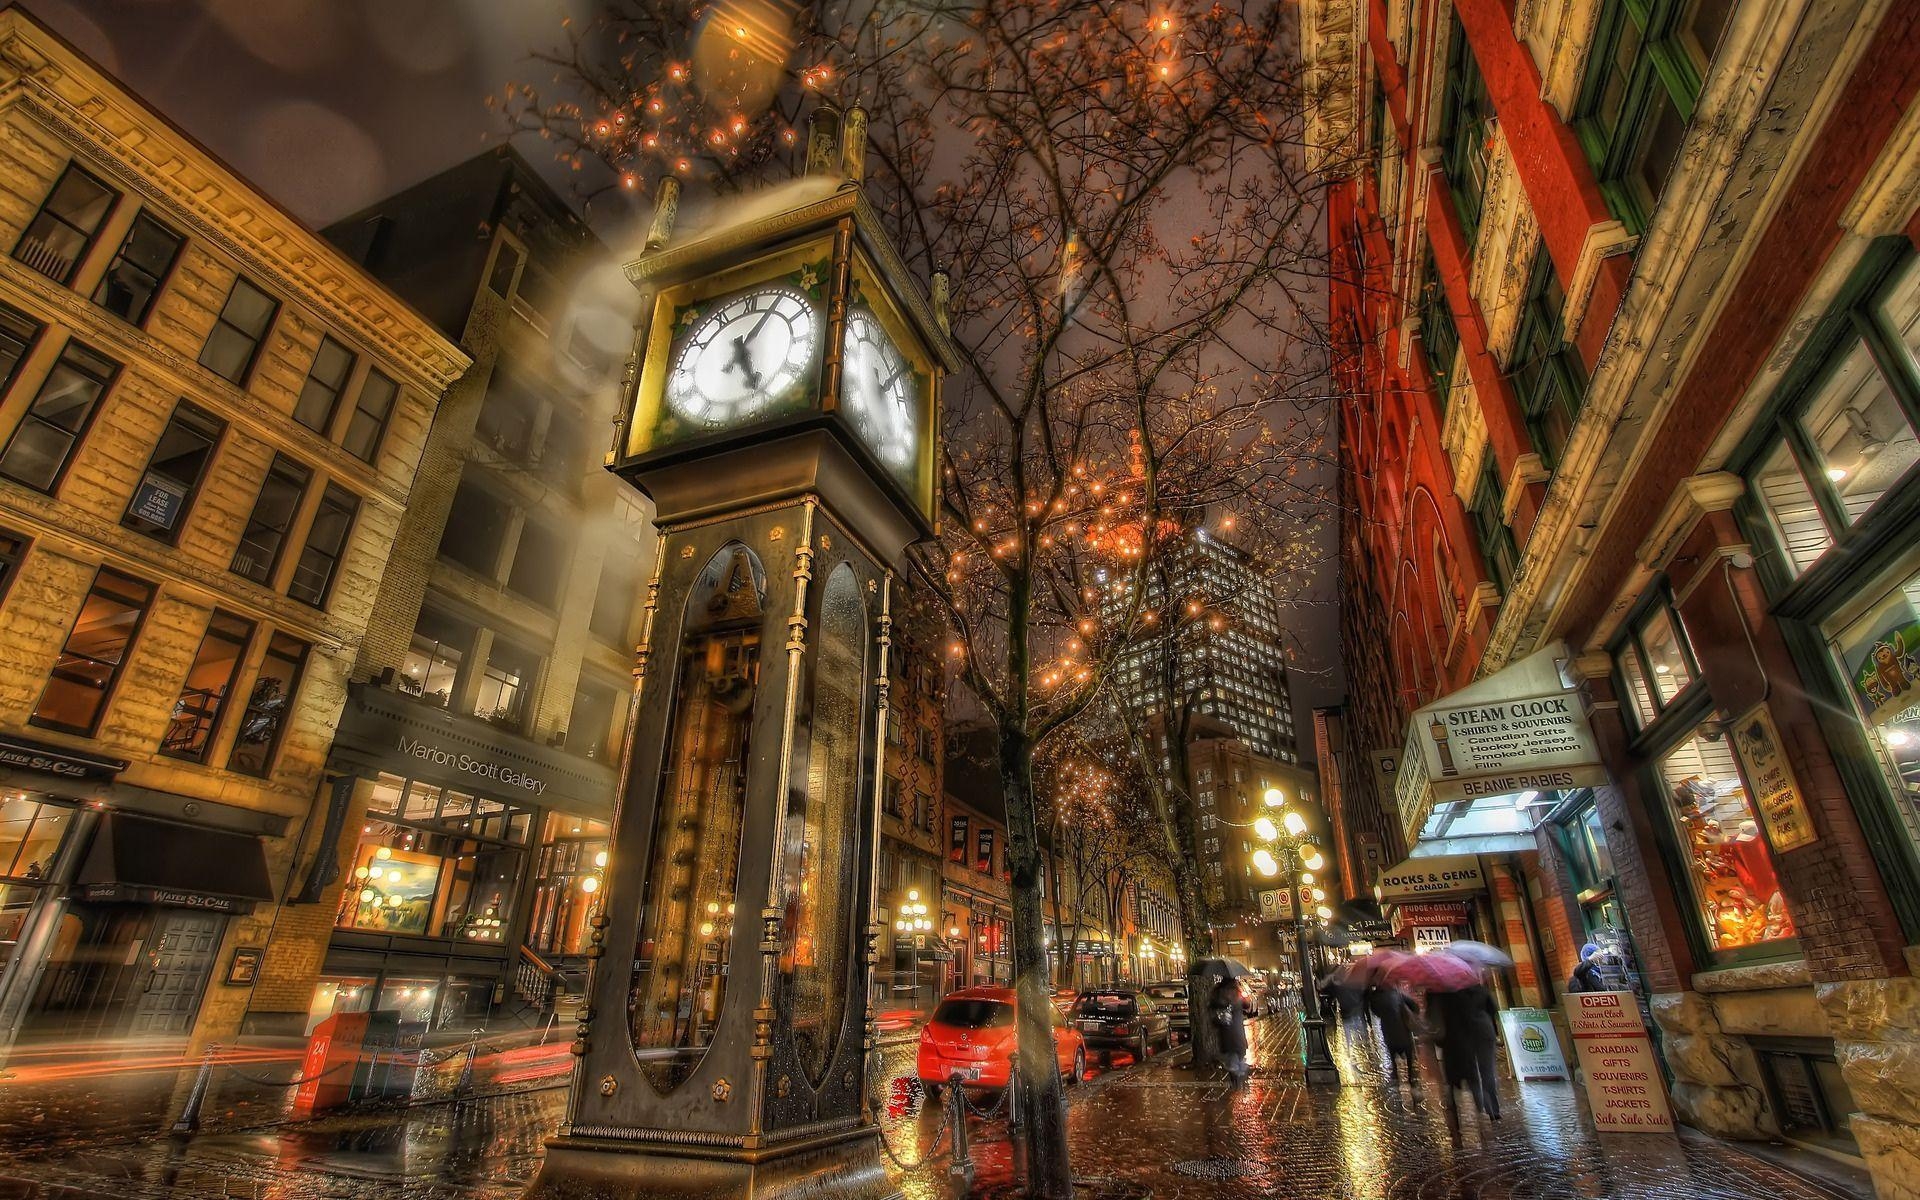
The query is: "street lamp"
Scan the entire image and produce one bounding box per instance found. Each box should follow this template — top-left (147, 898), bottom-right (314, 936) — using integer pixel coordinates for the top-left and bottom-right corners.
top-left (1255, 787), bottom-right (1340, 1085)
top-left (892, 889), bottom-right (932, 1006)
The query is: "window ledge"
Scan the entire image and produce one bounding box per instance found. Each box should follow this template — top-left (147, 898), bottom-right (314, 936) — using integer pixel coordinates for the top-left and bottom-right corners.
top-left (1692, 956), bottom-right (1811, 994)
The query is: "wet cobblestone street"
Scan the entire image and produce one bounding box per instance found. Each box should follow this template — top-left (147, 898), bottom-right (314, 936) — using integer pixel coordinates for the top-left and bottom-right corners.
top-left (0, 1014), bottom-right (1876, 1198)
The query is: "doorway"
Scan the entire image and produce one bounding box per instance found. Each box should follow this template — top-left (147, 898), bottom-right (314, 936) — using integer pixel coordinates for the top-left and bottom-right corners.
top-left (29, 904), bottom-right (224, 1040)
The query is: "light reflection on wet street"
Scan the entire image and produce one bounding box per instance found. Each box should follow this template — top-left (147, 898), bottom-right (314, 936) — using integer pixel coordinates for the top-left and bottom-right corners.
top-left (0, 1014), bottom-right (1875, 1198)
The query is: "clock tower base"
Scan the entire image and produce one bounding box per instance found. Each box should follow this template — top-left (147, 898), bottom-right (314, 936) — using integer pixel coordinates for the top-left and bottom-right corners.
top-left (523, 1125), bottom-right (899, 1200)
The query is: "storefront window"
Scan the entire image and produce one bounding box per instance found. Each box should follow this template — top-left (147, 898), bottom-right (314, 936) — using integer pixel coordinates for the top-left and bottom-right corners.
top-left (336, 778), bottom-right (531, 941)
top-left (1825, 562), bottom-right (1920, 854)
top-left (305, 975), bottom-right (375, 1033)
top-left (1, 795), bottom-right (71, 880)
top-left (1657, 731), bottom-right (1797, 955)
top-left (528, 814), bottom-right (609, 957)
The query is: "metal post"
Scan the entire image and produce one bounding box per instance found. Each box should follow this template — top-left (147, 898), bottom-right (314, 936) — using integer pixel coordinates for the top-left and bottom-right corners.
top-left (171, 1044), bottom-right (219, 1136)
top-left (1293, 857), bottom-right (1341, 1086)
top-left (457, 1029), bottom-right (481, 1099)
top-left (1006, 1060), bottom-right (1022, 1131)
top-left (945, 1076), bottom-right (974, 1193)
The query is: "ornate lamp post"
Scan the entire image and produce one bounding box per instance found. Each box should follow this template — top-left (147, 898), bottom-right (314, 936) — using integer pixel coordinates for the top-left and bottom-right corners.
top-left (893, 889), bottom-right (932, 1007)
top-left (1252, 786), bottom-right (1341, 1086)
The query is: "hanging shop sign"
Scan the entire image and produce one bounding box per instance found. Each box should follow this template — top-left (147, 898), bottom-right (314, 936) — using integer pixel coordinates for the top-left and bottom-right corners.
top-left (1727, 704), bottom-right (1817, 852)
top-left (1565, 990), bottom-right (1674, 1133)
top-left (1499, 1007), bottom-right (1569, 1081)
top-left (1412, 926), bottom-right (1453, 951)
top-left (1397, 645), bottom-right (1608, 843)
top-left (1376, 856), bottom-right (1485, 901)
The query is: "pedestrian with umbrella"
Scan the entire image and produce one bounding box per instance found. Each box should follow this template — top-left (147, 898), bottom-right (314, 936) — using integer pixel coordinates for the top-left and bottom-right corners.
top-left (1365, 982), bottom-right (1421, 1085)
top-left (1210, 975), bottom-right (1250, 1089)
top-left (1386, 947), bottom-right (1506, 1121)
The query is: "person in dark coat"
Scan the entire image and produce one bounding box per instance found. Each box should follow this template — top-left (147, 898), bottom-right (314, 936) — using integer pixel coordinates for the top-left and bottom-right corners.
top-left (1366, 984), bottom-right (1419, 1084)
top-left (1211, 977), bottom-right (1250, 1089)
top-left (1567, 943), bottom-right (1605, 993)
top-left (1429, 984), bottom-right (1501, 1119)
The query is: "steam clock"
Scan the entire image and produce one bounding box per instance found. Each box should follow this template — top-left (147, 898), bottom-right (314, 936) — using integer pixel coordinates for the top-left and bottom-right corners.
top-left (524, 136), bottom-right (952, 1199)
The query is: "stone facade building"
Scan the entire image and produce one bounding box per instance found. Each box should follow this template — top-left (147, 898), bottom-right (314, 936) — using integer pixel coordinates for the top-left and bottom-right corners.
top-left (1309, 0), bottom-right (1920, 1187)
top-left (292, 149), bottom-right (657, 1035)
top-left (0, 11), bottom-right (466, 1053)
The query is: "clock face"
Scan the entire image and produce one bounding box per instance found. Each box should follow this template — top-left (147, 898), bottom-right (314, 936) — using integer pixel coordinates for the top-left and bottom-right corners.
top-left (666, 285), bottom-right (819, 428)
top-left (839, 308), bottom-right (919, 473)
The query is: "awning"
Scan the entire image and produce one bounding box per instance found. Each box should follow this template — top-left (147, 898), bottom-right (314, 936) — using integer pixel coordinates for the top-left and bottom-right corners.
top-left (74, 812), bottom-right (275, 911)
top-left (1394, 643), bottom-right (1609, 853)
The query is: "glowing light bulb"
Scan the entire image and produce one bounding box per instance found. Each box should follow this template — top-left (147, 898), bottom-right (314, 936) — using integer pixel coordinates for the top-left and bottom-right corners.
top-left (1283, 810), bottom-right (1309, 838)
top-left (580, 876), bottom-right (599, 893)
top-left (375, 846), bottom-right (393, 860)
top-left (700, 921), bottom-right (715, 936)
top-left (359, 889), bottom-right (376, 903)
top-left (1253, 816), bottom-right (1278, 841)
top-left (1252, 848), bottom-right (1278, 877)
top-left (595, 851), bottom-right (609, 868)
top-left (1263, 788), bottom-right (1284, 808)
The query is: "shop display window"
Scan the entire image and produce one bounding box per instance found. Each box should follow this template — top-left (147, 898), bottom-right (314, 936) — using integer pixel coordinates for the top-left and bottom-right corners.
top-left (1657, 731), bottom-right (1797, 955)
top-left (336, 778), bottom-right (530, 942)
top-left (1825, 562), bottom-right (1920, 855)
top-left (305, 976), bottom-right (375, 1034)
top-left (528, 814), bottom-right (610, 957)
top-left (1, 796), bottom-right (71, 881)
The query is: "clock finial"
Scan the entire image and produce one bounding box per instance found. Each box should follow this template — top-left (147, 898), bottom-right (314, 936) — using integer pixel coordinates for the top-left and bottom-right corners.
top-left (805, 106), bottom-right (840, 177)
top-left (931, 269), bottom-right (951, 335)
top-left (840, 104), bottom-right (869, 185)
top-left (645, 177), bottom-right (680, 251)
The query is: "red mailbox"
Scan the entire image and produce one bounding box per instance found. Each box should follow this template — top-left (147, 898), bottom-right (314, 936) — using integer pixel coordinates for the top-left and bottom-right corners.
top-left (294, 1011), bottom-right (369, 1116)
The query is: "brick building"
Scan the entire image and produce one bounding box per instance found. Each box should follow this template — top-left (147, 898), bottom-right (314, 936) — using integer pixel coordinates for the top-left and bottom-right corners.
top-left (1307, 0), bottom-right (1920, 1183)
top-left (0, 11), bottom-right (466, 1054)
top-left (293, 149), bottom-right (657, 1034)
top-left (875, 585), bottom-right (948, 1008)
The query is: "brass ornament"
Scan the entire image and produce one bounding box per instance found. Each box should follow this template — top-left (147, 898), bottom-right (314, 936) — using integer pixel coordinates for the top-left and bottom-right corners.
top-left (776, 1074), bottom-right (791, 1098)
top-left (818, 534), bottom-right (831, 551)
top-left (680, 544), bottom-right (696, 558)
top-left (769, 526), bottom-right (785, 541)
top-left (599, 1075), bottom-right (618, 1097)
top-left (712, 1078), bottom-right (734, 1102)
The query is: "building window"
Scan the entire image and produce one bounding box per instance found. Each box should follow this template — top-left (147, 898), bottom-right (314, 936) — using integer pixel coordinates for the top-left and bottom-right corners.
top-left (1747, 250), bottom-right (1920, 580)
top-left (289, 484), bottom-right (357, 607)
top-left (0, 340), bottom-right (118, 494)
top-left (161, 611), bottom-right (252, 761)
top-left (32, 568), bottom-right (153, 736)
top-left (528, 813), bottom-right (609, 956)
top-left (1, 795), bottom-right (72, 884)
top-left (976, 827), bottom-right (995, 875)
top-left (1419, 248), bottom-right (1460, 406)
top-left (507, 511), bottom-right (569, 609)
top-left (93, 213), bottom-right (183, 326)
top-left (124, 401), bottom-right (222, 542)
top-left (476, 374), bottom-right (539, 465)
top-left (883, 775), bottom-right (903, 817)
top-left (14, 164), bottom-right (117, 284)
top-left (0, 305), bottom-right (40, 396)
top-left (590, 556), bottom-right (638, 645)
top-left (1656, 728), bottom-right (1795, 957)
top-left (199, 276), bottom-right (278, 385)
top-left (294, 337), bottom-right (355, 434)
top-left (1573, 0), bottom-right (1725, 235)
top-left (486, 240), bottom-right (524, 297)
top-left (1612, 589), bottom-right (1700, 730)
top-left (569, 677), bottom-right (623, 760)
top-left (337, 776), bottom-right (534, 941)
top-left (476, 639), bottom-right (539, 731)
top-left (399, 609), bottom-right (470, 708)
top-left (1510, 254), bottom-right (1588, 469)
top-left (227, 632), bottom-right (307, 777)
top-left (342, 369), bottom-right (398, 462)
top-left (1438, 23), bottom-right (1496, 244)
top-left (950, 816), bottom-right (969, 863)
top-left (1469, 457), bottom-right (1517, 596)
top-left (1824, 562), bottom-right (1920, 858)
top-left (438, 474), bottom-right (512, 578)
top-left (0, 528), bottom-right (28, 605)
top-left (232, 456), bottom-right (311, 587)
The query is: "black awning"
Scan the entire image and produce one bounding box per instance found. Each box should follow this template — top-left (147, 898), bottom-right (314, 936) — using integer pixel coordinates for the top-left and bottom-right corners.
top-left (76, 812), bottom-right (275, 903)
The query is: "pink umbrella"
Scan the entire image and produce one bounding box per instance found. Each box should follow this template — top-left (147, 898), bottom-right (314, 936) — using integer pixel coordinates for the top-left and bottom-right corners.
top-left (1339, 949), bottom-right (1414, 987)
top-left (1383, 949), bottom-right (1484, 992)
top-left (1440, 940), bottom-right (1514, 970)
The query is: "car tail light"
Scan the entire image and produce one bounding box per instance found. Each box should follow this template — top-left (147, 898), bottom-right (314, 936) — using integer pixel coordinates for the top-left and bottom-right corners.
top-left (1112, 1023), bottom-right (1133, 1035)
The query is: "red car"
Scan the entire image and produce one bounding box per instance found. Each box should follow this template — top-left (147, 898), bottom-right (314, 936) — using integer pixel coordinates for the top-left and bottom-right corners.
top-left (916, 987), bottom-right (1086, 1089)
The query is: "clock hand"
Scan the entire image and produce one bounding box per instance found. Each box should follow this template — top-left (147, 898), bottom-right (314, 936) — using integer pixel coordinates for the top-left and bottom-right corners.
top-left (727, 335), bottom-right (762, 392)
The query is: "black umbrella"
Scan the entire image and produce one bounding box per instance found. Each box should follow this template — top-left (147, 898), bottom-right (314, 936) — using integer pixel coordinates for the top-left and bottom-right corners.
top-left (1189, 957), bottom-right (1258, 979)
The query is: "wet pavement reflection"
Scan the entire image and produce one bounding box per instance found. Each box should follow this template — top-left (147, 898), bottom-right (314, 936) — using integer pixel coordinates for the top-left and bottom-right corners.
top-left (0, 1013), bottom-right (1875, 1198)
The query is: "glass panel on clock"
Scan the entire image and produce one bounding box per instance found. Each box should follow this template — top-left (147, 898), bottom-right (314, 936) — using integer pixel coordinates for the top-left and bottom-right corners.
top-left (630, 544), bottom-right (765, 1092)
top-left (782, 563), bottom-right (866, 1082)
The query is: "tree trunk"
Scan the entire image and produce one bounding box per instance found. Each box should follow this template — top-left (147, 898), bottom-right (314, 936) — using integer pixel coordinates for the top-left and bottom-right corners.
top-left (1001, 722), bottom-right (1074, 1199)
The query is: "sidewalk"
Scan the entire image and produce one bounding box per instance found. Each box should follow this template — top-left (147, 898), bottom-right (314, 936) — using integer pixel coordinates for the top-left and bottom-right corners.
top-left (0, 1012), bottom-right (1877, 1198)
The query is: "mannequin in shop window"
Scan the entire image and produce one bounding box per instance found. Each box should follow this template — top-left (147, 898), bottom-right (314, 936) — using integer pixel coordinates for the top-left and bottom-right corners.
top-left (1674, 776), bottom-right (1794, 948)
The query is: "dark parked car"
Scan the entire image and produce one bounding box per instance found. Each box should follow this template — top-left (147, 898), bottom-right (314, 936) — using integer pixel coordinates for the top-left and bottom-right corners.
top-left (1143, 981), bottom-right (1190, 1036)
top-left (1073, 988), bottom-right (1172, 1063)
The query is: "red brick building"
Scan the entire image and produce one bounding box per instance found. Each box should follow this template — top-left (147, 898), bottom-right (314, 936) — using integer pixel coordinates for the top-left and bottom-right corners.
top-left (1306, 0), bottom-right (1920, 1185)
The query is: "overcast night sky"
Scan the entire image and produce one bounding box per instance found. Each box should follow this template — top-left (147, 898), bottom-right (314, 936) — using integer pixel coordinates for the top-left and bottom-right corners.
top-left (39, 0), bottom-right (1345, 734)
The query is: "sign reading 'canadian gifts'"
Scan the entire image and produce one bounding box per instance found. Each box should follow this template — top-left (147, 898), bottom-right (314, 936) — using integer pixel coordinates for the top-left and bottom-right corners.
top-left (1565, 990), bottom-right (1673, 1133)
top-left (1416, 691), bottom-right (1608, 804)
